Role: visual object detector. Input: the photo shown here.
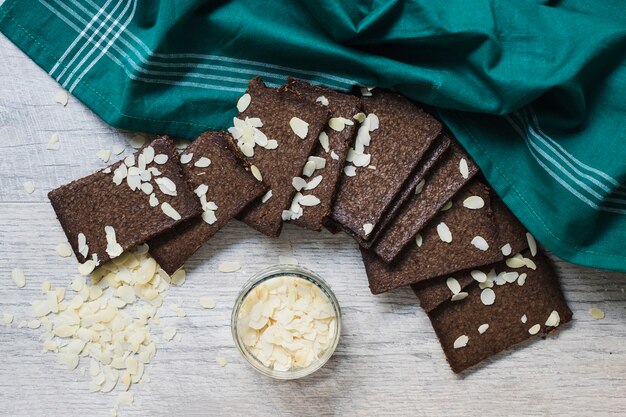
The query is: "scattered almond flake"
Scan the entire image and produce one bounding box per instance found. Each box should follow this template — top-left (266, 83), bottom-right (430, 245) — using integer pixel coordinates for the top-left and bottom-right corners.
top-left (194, 157), bottom-right (211, 168)
top-left (436, 222), bottom-right (452, 243)
top-left (501, 243), bottom-right (512, 256)
top-left (446, 277), bottom-right (461, 294)
top-left (112, 145), bottom-right (125, 155)
top-left (55, 243), bottom-right (72, 257)
top-left (261, 190), bottom-right (272, 203)
top-left (104, 226), bottom-right (124, 258)
top-left (176, 139), bottom-right (192, 150)
top-left (506, 255), bottom-right (526, 268)
top-left (589, 307), bottom-right (605, 320)
top-left (463, 195), bottom-right (485, 209)
top-left (414, 234), bottom-right (423, 247)
top-left (124, 155), bottom-right (136, 167)
top-left (517, 314), bottom-right (527, 324)
top-left (480, 288), bottom-right (495, 305)
top-left (78, 259), bottom-right (97, 276)
top-left (328, 117), bottom-right (353, 132)
top-left (11, 268), bottom-right (26, 288)
top-left (112, 164), bottom-right (128, 185)
top-left (344, 165), bottom-right (356, 177)
top-left (149, 193), bottom-right (159, 207)
top-left (318, 131), bottom-right (330, 152)
top-left (54, 90), bottom-right (69, 106)
top-left (526, 232), bottom-right (538, 256)
top-left (451, 292), bottom-right (468, 301)
top-left (162, 327), bottom-right (177, 341)
top-left (353, 112), bottom-right (366, 123)
top-left (316, 96), bottom-right (329, 106)
top-left (23, 181), bottom-right (35, 194)
top-left (330, 151), bottom-right (339, 160)
top-left (503, 271), bottom-right (519, 283)
top-left (175, 308), bottom-right (186, 318)
top-left (471, 236), bottom-right (489, 251)
top-left (199, 297), bottom-right (216, 309)
top-left (46, 133), bottom-right (60, 150)
top-left (528, 324), bottom-right (541, 335)
top-left (278, 255), bottom-right (298, 265)
top-left (141, 182), bottom-right (154, 195)
top-left (304, 175), bottom-right (323, 191)
top-left (218, 261), bottom-right (241, 273)
top-left (302, 160), bottom-right (317, 177)
top-left (478, 323), bottom-right (489, 334)
top-left (155, 177), bottom-right (177, 196)
top-left (545, 310), bottom-right (560, 327)
top-left (237, 93), bottom-right (251, 112)
top-left (440, 201), bottom-right (453, 211)
top-left (459, 158), bottom-right (469, 179)
top-left (3, 313), bottom-right (14, 325)
top-left (27, 319), bottom-right (41, 329)
top-left (171, 269), bottom-right (186, 286)
top-left (96, 149), bottom-right (112, 163)
top-left (215, 357), bottom-right (227, 367)
top-left (150, 154), bottom-right (167, 166)
top-left (130, 134), bottom-right (147, 149)
top-left (201, 206), bottom-right (218, 225)
top-left (160, 202), bottom-right (181, 220)
top-left (251, 165), bottom-right (262, 181)
top-left (414, 179), bottom-right (425, 195)
top-left (141, 146), bottom-right (155, 164)
top-left (360, 86), bottom-right (375, 97)
top-left (308, 156), bottom-right (326, 170)
top-left (470, 270), bottom-right (487, 283)
top-left (292, 176), bottom-right (307, 191)
top-left (517, 273), bottom-right (527, 286)
top-left (180, 153), bottom-right (193, 164)
top-left (117, 392), bottom-right (134, 407)
top-left (453, 335), bottom-right (469, 349)
top-left (299, 195), bottom-right (321, 207)
top-left (363, 223), bottom-right (374, 236)
top-left (290, 117), bottom-right (309, 139)
top-left (524, 257), bottom-right (537, 270)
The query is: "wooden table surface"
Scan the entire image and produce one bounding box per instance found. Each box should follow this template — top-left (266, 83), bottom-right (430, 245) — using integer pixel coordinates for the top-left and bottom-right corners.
top-left (0, 35), bottom-right (625, 417)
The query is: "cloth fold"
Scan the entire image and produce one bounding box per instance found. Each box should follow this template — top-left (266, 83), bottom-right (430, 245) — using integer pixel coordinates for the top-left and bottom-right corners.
top-left (1, 0), bottom-right (624, 272)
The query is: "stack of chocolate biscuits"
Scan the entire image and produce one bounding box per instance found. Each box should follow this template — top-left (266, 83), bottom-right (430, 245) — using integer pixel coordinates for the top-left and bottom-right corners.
top-left (49, 76), bottom-right (572, 374)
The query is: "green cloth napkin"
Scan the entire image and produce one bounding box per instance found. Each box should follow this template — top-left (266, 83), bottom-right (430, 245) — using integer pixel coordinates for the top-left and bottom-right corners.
top-left (1, 0), bottom-right (624, 272)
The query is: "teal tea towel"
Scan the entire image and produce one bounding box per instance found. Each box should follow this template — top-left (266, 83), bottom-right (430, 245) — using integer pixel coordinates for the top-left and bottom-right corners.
top-left (1, 0), bottom-right (624, 272)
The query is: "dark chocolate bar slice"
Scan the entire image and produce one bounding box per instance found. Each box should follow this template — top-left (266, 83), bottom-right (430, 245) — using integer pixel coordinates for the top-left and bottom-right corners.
top-left (280, 78), bottom-right (361, 231)
top-left (49, 136), bottom-right (202, 267)
top-left (370, 142), bottom-right (478, 263)
top-left (427, 250), bottom-right (572, 373)
top-left (331, 89), bottom-right (441, 241)
top-left (148, 131), bottom-right (268, 274)
top-left (236, 77), bottom-right (330, 237)
top-left (361, 180), bottom-right (502, 294)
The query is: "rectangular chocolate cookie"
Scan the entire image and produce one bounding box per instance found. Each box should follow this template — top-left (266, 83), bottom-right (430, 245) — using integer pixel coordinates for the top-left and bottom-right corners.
top-left (148, 131), bottom-right (268, 274)
top-left (49, 136), bottom-right (202, 267)
top-left (427, 250), bottom-right (572, 373)
top-left (331, 89), bottom-right (442, 241)
top-left (236, 77), bottom-right (330, 237)
top-left (357, 134), bottom-right (451, 248)
top-left (370, 141), bottom-right (479, 263)
top-left (412, 193), bottom-right (531, 312)
top-left (361, 180), bottom-right (502, 294)
top-left (280, 78), bottom-right (361, 231)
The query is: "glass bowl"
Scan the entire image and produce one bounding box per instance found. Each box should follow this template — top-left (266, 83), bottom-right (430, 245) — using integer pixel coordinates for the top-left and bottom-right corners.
top-left (231, 264), bottom-right (341, 380)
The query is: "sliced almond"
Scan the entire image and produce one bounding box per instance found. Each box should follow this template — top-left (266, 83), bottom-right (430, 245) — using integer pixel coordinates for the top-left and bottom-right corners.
top-left (237, 93), bottom-right (251, 112)
top-left (251, 165), bottom-right (262, 182)
top-left (436, 222), bottom-right (452, 243)
top-left (160, 202), bottom-right (181, 220)
top-left (471, 236), bottom-right (489, 251)
top-left (289, 117), bottom-right (308, 139)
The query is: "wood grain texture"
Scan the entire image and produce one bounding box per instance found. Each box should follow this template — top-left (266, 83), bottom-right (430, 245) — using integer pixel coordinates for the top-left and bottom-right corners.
top-left (0, 36), bottom-right (625, 417)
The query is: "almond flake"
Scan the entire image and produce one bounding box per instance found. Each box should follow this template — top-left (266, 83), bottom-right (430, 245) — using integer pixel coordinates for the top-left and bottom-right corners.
top-left (290, 117), bottom-right (309, 139)
top-left (149, 193), bottom-right (159, 207)
top-left (176, 140), bottom-right (192, 150)
top-left (11, 268), bottom-right (26, 288)
top-left (451, 292), bottom-right (468, 301)
top-left (308, 156), bottom-right (326, 170)
top-left (23, 181), bottom-right (35, 194)
top-left (97, 149), bottom-right (111, 163)
top-left (218, 261), bottom-right (241, 273)
top-left (46, 133), bottom-right (60, 150)
top-left (463, 196), bottom-right (484, 209)
top-left (237, 93), bottom-right (251, 112)
top-left (162, 327), bottom-right (177, 341)
top-left (521, 314), bottom-right (528, 323)
top-left (528, 324), bottom-right (541, 335)
top-left (436, 222), bottom-right (452, 243)
top-left (155, 177), bottom-right (177, 196)
top-left (104, 226), bottom-right (123, 258)
top-left (478, 323), bottom-right (489, 334)
top-left (363, 223), bottom-right (374, 236)
top-left (446, 277), bottom-right (461, 294)
top-left (366, 113), bottom-right (379, 131)
top-left (459, 158), bottom-right (469, 179)
top-left (453, 335), bottom-right (468, 349)
top-left (302, 160), bottom-right (317, 177)
top-left (304, 175), bottom-right (323, 190)
top-left (160, 202), bottom-right (181, 220)
top-left (54, 90), bottom-right (69, 106)
top-left (250, 165), bottom-right (262, 182)
top-left (480, 288), bottom-right (495, 305)
top-left (545, 310), bottom-right (560, 327)
top-left (318, 132), bottom-right (330, 152)
top-left (299, 195), bottom-right (321, 206)
top-left (78, 233), bottom-right (88, 257)
top-left (328, 117), bottom-right (353, 132)
top-left (517, 273), bottom-right (527, 286)
top-left (471, 236), bottom-right (489, 251)
top-left (194, 157), bottom-right (211, 168)
top-left (124, 155), bottom-right (135, 167)
top-left (78, 260), bottom-right (97, 276)
top-left (153, 154), bottom-right (168, 164)
top-left (415, 234), bottom-right (423, 247)
top-left (55, 243), bottom-right (72, 257)
top-left (524, 257), bottom-right (537, 270)
top-left (180, 153), bottom-right (193, 164)
top-left (292, 177), bottom-right (307, 191)
top-left (3, 313), bottom-right (14, 325)
top-left (316, 96), bottom-right (329, 106)
top-left (344, 165), bottom-right (356, 177)
top-left (589, 307), bottom-right (605, 320)
top-left (330, 151), bottom-right (339, 160)
top-left (440, 201), bottom-right (453, 211)
top-left (261, 190), bottom-right (272, 203)
top-left (360, 87), bottom-right (374, 97)
top-left (130, 134), bottom-right (146, 149)
top-left (215, 357), bottom-right (227, 367)
top-left (470, 270), bottom-right (487, 283)
top-left (414, 179), bottom-right (425, 195)
top-left (501, 243), bottom-right (512, 256)
top-left (113, 145), bottom-right (125, 155)
top-left (526, 232), bottom-right (537, 256)
top-left (353, 112), bottom-right (366, 123)
top-left (278, 255), bottom-right (298, 265)
top-left (199, 297), bottom-right (216, 309)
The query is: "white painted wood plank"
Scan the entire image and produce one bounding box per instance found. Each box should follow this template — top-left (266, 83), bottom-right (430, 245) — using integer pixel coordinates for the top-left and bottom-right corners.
top-left (0, 35), bottom-right (625, 417)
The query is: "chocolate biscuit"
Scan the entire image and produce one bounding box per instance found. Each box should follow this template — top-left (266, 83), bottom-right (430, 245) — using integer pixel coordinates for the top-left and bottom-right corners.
top-left (49, 136), bottom-right (202, 266)
top-left (236, 77), bottom-right (330, 237)
top-left (148, 131), bottom-right (268, 274)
